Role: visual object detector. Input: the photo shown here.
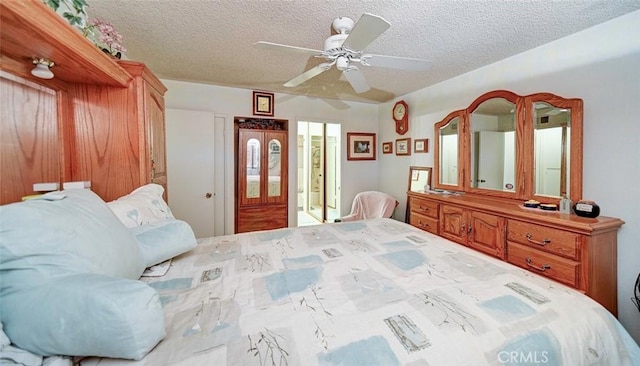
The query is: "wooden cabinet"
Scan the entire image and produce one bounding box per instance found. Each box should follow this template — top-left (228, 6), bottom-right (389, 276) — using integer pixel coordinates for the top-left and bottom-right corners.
top-left (439, 204), bottom-right (466, 242)
top-left (0, 1), bottom-right (167, 204)
top-left (235, 122), bottom-right (288, 233)
top-left (407, 191), bottom-right (623, 316)
top-left (119, 61), bottom-right (168, 198)
top-left (64, 62), bottom-right (167, 202)
top-left (439, 204), bottom-right (506, 259)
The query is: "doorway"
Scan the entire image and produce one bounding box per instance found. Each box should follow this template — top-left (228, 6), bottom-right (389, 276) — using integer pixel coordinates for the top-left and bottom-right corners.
top-left (297, 121), bottom-right (341, 226)
top-left (166, 109), bottom-right (218, 238)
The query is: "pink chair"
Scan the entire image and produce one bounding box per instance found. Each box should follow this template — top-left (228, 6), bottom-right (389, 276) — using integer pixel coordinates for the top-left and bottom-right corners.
top-left (337, 191), bottom-right (398, 222)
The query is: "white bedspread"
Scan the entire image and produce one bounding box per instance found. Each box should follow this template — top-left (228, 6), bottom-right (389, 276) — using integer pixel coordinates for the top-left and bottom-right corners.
top-left (81, 218), bottom-right (639, 365)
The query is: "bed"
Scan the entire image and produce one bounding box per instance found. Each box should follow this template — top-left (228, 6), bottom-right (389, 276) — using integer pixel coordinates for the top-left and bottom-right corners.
top-left (1, 188), bottom-right (638, 365)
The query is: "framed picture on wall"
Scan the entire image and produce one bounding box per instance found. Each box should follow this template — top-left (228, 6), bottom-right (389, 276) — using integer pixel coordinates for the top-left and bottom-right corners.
top-left (253, 91), bottom-right (274, 116)
top-left (396, 138), bottom-right (411, 156)
top-left (414, 138), bottom-right (428, 153)
top-left (347, 132), bottom-right (376, 161)
top-left (382, 142), bottom-right (393, 154)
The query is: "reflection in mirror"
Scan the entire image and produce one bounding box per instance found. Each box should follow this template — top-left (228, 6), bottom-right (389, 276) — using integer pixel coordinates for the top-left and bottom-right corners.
top-left (246, 138), bottom-right (260, 199)
top-left (533, 102), bottom-right (570, 198)
top-left (267, 139), bottom-right (281, 197)
top-left (408, 166), bottom-right (432, 192)
top-left (439, 117), bottom-right (459, 186)
top-left (470, 97), bottom-right (516, 192)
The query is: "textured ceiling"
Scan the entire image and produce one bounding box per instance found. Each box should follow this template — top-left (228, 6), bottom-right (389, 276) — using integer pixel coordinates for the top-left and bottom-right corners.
top-left (88, 1), bottom-right (640, 104)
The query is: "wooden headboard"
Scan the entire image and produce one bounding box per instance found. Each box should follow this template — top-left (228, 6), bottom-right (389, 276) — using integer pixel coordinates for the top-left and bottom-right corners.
top-left (0, 1), bottom-right (167, 205)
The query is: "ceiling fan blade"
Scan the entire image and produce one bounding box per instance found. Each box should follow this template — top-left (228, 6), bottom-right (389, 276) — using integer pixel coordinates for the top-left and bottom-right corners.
top-left (343, 67), bottom-right (370, 94)
top-left (254, 41), bottom-right (322, 56)
top-left (284, 63), bottom-right (332, 87)
top-left (343, 13), bottom-right (390, 51)
top-left (360, 54), bottom-right (432, 71)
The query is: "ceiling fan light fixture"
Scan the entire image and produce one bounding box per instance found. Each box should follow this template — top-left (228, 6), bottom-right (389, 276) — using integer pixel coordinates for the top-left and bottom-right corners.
top-left (336, 56), bottom-right (349, 71)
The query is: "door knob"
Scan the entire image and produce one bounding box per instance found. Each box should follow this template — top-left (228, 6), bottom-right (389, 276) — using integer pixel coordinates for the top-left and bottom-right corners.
top-left (205, 192), bottom-right (212, 199)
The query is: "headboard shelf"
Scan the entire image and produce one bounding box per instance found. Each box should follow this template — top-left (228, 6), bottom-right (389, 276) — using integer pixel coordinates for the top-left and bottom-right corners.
top-left (0, 1), bottom-right (167, 205)
top-left (0, 0), bottom-right (131, 87)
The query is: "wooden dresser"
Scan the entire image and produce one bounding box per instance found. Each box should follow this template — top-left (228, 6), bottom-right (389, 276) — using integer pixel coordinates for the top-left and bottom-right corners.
top-left (407, 191), bottom-right (624, 315)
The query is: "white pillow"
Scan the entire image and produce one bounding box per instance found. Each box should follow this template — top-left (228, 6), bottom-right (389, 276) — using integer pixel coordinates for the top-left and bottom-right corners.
top-left (0, 189), bottom-right (160, 359)
top-left (107, 184), bottom-right (174, 228)
top-left (2, 274), bottom-right (165, 360)
top-left (131, 219), bottom-right (197, 267)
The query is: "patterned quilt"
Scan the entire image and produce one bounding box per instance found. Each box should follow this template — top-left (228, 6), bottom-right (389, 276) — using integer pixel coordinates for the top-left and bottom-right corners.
top-left (83, 218), bottom-right (639, 365)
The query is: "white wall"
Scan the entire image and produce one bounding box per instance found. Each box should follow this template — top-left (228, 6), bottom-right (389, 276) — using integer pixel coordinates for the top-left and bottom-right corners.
top-left (379, 10), bottom-right (640, 342)
top-left (162, 82), bottom-right (378, 232)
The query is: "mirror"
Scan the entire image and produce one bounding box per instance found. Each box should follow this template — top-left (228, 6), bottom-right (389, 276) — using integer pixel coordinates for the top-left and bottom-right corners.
top-left (529, 94), bottom-right (582, 202)
top-left (408, 166), bottom-right (432, 192)
top-left (267, 139), bottom-right (281, 197)
top-left (434, 111), bottom-right (464, 190)
top-left (245, 138), bottom-right (261, 199)
top-left (439, 116), bottom-right (459, 186)
top-left (433, 90), bottom-right (583, 203)
top-left (469, 96), bottom-right (517, 193)
top-left (533, 102), bottom-right (569, 197)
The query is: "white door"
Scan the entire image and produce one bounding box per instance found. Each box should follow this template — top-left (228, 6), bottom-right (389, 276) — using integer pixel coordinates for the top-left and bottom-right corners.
top-left (326, 136), bottom-right (337, 208)
top-left (440, 134), bottom-right (458, 185)
top-left (476, 131), bottom-right (504, 190)
top-left (535, 127), bottom-right (562, 196)
top-left (166, 109), bottom-right (215, 238)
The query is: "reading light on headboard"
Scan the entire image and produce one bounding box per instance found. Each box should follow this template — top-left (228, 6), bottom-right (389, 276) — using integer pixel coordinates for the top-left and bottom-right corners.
top-left (31, 58), bottom-right (55, 79)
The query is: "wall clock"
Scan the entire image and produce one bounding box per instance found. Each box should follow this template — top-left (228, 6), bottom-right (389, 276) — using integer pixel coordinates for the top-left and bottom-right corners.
top-left (393, 100), bottom-right (409, 135)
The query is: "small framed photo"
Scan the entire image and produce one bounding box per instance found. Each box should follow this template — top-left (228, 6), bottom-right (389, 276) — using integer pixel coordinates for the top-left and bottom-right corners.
top-left (382, 142), bottom-right (393, 154)
top-left (414, 138), bottom-right (428, 153)
top-left (396, 138), bottom-right (411, 156)
top-left (347, 132), bottom-right (376, 161)
top-left (253, 91), bottom-right (274, 116)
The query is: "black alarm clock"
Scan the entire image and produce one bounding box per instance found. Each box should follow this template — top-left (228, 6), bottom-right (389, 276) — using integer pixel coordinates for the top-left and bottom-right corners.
top-left (573, 200), bottom-right (600, 218)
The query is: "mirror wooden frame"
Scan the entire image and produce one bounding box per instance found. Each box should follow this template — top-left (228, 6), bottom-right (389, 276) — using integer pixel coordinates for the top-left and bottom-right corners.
top-left (433, 110), bottom-right (464, 190)
top-left (433, 90), bottom-right (583, 203)
top-left (407, 166), bottom-right (432, 193)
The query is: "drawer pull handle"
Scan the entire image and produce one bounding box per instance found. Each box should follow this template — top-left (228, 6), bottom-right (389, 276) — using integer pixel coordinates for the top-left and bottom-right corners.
top-left (526, 257), bottom-right (551, 272)
top-left (526, 233), bottom-right (550, 246)
top-left (420, 206), bottom-right (430, 211)
top-left (419, 221), bottom-right (429, 228)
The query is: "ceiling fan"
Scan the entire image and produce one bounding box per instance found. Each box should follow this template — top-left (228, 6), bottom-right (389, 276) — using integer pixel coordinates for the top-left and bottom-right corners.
top-left (254, 13), bottom-right (432, 94)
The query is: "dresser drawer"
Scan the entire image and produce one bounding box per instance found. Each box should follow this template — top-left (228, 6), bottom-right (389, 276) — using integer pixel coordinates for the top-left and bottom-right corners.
top-left (410, 197), bottom-right (438, 219)
top-left (410, 212), bottom-right (438, 235)
top-left (507, 219), bottom-right (580, 260)
top-left (507, 242), bottom-right (580, 288)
